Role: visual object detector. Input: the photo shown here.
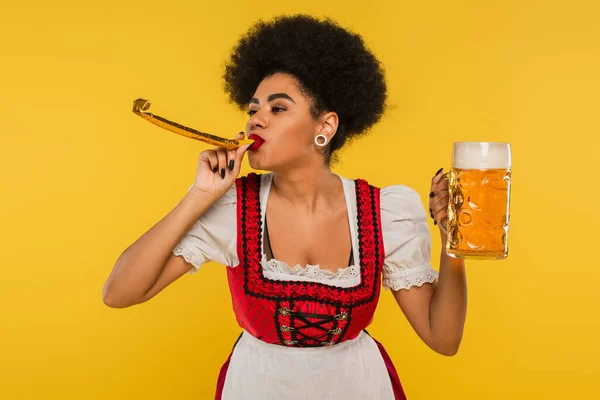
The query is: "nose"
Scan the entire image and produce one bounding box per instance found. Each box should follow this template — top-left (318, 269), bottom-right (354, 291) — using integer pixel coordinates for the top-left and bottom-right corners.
top-left (247, 108), bottom-right (268, 131)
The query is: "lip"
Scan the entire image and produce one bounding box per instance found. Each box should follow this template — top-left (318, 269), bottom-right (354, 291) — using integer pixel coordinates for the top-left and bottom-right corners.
top-left (248, 133), bottom-right (265, 150)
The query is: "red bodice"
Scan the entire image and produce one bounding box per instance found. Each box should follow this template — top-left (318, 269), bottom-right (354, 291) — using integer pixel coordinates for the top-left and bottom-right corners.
top-left (226, 173), bottom-right (385, 347)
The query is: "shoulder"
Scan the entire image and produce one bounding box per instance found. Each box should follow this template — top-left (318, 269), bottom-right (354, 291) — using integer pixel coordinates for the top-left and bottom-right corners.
top-left (380, 184), bottom-right (427, 221)
top-left (345, 175), bottom-right (420, 200)
top-left (380, 184), bottom-right (421, 202)
top-left (338, 175), bottom-right (425, 217)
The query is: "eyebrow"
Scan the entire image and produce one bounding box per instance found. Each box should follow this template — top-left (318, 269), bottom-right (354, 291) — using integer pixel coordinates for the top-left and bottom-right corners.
top-left (249, 93), bottom-right (296, 105)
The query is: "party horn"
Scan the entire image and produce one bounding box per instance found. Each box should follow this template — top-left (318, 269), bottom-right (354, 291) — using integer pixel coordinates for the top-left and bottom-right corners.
top-left (132, 98), bottom-right (254, 150)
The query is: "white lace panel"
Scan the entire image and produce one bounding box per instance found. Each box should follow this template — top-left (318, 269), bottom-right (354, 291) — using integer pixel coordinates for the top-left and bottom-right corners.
top-left (260, 255), bottom-right (362, 288)
top-left (381, 263), bottom-right (439, 291)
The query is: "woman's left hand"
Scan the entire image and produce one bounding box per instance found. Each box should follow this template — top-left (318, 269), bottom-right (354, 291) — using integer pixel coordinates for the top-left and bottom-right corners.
top-left (429, 168), bottom-right (450, 234)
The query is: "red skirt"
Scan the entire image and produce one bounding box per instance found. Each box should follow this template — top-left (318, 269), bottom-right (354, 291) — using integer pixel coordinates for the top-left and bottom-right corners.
top-left (215, 330), bottom-right (407, 399)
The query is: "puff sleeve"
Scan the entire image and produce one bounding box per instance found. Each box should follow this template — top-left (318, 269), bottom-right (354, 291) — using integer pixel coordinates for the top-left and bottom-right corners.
top-left (171, 183), bottom-right (239, 274)
top-left (380, 185), bottom-right (439, 290)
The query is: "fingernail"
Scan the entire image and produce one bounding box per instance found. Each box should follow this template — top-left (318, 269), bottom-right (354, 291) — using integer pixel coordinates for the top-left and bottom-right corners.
top-left (239, 131), bottom-right (245, 136)
top-left (429, 192), bottom-right (435, 198)
top-left (220, 168), bottom-right (225, 179)
top-left (435, 168), bottom-right (443, 176)
top-left (212, 167), bottom-right (218, 173)
top-left (430, 211), bottom-right (434, 219)
top-left (434, 220), bottom-right (438, 226)
top-left (229, 160), bottom-right (234, 170)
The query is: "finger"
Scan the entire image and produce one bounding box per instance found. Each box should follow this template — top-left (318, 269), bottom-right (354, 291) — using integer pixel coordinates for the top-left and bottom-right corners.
top-left (216, 149), bottom-right (228, 179)
top-left (429, 185), bottom-right (449, 202)
top-left (235, 133), bottom-right (252, 162)
top-left (436, 171), bottom-right (449, 183)
top-left (439, 216), bottom-right (449, 231)
top-left (429, 175), bottom-right (449, 197)
top-left (236, 140), bottom-right (252, 155)
top-left (227, 149), bottom-right (236, 171)
top-left (430, 193), bottom-right (449, 215)
top-left (431, 174), bottom-right (450, 191)
top-left (433, 206), bottom-right (448, 225)
top-left (429, 177), bottom-right (447, 200)
top-left (431, 185), bottom-right (449, 196)
top-left (431, 168), bottom-right (444, 184)
top-left (430, 190), bottom-right (449, 207)
top-left (201, 150), bottom-right (219, 173)
top-left (232, 144), bottom-right (251, 175)
top-left (234, 131), bottom-right (245, 140)
top-left (433, 184), bottom-right (449, 198)
top-left (432, 203), bottom-right (449, 219)
top-left (228, 132), bottom-right (246, 171)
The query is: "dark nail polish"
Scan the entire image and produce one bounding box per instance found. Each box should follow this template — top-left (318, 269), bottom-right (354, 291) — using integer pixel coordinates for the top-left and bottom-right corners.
top-left (429, 192), bottom-right (435, 198)
top-left (435, 168), bottom-right (443, 176)
top-left (434, 220), bottom-right (438, 225)
top-left (430, 211), bottom-right (434, 219)
top-left (212, 167), bottom-right (218, 173)
top-left (220, 168), bottom-right (225, 179)
top-left (229, 160), bottom-right (234, 170)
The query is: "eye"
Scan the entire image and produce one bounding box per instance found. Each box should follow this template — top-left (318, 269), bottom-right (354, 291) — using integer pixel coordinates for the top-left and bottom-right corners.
top-left (272, 107), bottom-right (285, 113)
top-left (247, 110), bottom-right (257, 116)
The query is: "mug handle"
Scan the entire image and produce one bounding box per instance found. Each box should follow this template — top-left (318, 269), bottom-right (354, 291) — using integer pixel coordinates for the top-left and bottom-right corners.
top-left (439, 171), bottom-right (451, 232)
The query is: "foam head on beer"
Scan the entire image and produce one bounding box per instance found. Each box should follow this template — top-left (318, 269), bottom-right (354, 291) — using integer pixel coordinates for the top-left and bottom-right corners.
top-left (452, 142), bottom-right (511, 169)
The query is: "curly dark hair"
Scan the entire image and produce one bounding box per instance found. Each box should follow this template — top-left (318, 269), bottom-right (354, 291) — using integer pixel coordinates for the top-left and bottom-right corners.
top-left (222, 14), bottom-right (388, 165)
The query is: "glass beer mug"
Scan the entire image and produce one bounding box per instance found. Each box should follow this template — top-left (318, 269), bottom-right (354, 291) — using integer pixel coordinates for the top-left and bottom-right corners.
top-left (443, 142), bottom-right (512, 260)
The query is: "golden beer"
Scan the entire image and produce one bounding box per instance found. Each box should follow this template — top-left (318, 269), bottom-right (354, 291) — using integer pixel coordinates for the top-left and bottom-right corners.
top-left (446, 142), bottom-right (511, 260)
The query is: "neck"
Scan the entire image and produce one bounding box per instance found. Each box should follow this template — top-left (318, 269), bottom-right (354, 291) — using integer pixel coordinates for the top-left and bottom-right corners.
top-left (270, 164), bottom-right (340, 212)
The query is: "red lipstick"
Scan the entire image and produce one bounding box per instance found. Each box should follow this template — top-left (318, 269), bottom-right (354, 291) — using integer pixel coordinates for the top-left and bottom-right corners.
top-left (248, 134), bottom-right (265, 150)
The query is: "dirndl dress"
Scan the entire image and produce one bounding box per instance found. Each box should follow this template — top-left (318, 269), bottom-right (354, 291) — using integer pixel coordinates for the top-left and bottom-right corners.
top-left (172, 172), bottom-right (439, 399)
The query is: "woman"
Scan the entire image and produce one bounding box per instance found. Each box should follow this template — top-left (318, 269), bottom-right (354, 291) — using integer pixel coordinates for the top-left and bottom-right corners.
top-left (103, 14), bottom-right (467, 399)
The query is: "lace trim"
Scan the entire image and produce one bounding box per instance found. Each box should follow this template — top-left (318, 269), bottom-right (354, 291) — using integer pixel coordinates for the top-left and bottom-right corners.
top-left (172, 243), bottom-right (203, 274)
top-left (261, 254), bottom-right (360, 280)
top-left (260, 255), bottom-right (361, 288)
top-left (382, 263), bottom-right (439, 291)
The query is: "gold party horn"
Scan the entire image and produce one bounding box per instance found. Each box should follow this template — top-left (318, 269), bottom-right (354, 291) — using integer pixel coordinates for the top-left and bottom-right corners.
top-left (132, 98), bottom-right (254, 150)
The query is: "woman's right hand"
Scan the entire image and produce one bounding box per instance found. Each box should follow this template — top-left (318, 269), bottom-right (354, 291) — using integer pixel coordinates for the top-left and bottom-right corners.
top-left (191, 132), bottom-right (252, 201)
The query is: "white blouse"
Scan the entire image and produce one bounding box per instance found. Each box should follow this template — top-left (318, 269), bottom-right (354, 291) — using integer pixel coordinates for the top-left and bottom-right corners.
top-left (173, 172), bottom-right (438, 291)
top-left (172, 172), bottom-right (438, 399)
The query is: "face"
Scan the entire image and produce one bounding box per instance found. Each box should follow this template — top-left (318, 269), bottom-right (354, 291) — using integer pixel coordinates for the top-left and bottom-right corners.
top-left (245, 72), bottom-right (335, 171)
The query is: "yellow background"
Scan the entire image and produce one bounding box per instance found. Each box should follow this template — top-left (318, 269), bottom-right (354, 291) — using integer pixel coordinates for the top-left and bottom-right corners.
top-left (1, 0), bottom-right (598, 398)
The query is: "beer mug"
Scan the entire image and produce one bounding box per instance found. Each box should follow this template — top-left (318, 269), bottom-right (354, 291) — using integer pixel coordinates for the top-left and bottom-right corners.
top-left (442, 142), bottom-right (512, 260)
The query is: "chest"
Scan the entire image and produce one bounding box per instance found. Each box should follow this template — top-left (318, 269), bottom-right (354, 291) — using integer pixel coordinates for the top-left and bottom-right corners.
top-left (265, 201), bottom-right (354, 273)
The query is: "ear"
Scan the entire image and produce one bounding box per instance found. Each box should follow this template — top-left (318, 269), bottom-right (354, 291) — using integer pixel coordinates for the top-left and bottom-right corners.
top-left (317, 111), bottom-right (339, 141)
